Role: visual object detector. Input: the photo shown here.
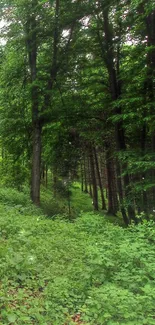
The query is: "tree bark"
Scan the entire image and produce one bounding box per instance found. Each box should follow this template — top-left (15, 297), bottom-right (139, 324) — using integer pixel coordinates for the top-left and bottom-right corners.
top-left (105, 146), bottom-right (119, 215)
top-left (94, 147), bottom-right (106, 210)
top-left (116, 161), bottom-right (129, 225)
top-left (25, 0), bottom-right (42, 205)
top-left (80, 160), bottom-right (84, 192)
top-left (89, 145), bottom-right (98, 210)
top-left (106, 150), bottom-right (114, 215)
top-left (88, 156), bottom-right (93, 198)
top-left (83, 153), bottom-right (88, 193)
top-left (102, 7), bottom-right (136, 222)
top-left (45, 165), bottom-right (48, 188)
top-left (31, 122), bottom-right (42, 205)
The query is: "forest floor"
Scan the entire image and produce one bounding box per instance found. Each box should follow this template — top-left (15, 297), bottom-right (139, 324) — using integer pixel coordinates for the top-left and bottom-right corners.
top-left (0, 186), bottom-right (155, 324)
top-left (40, 182), bottom-right (121, 225)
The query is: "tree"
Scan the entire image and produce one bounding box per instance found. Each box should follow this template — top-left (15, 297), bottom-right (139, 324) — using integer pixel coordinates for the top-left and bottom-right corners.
top-left (0, 0), bottom-right (88, 204)
top-left (0, 0), bottom-right (155, 224)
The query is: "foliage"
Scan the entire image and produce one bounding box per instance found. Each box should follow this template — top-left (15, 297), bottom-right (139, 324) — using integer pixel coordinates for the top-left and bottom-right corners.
top-left (0, 187), bottom-right (155, 324)
top-left (0, 0), bottom-right (154, 219)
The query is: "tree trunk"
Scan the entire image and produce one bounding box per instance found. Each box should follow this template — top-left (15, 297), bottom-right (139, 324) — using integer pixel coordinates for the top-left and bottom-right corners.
top-left (141, 107), bottom-right (148, 215)
top-left (87, 155), bottom-right (93, 197)
top-left (83, 153), bottom-right (88, 193)
top-left (25, 0), bottom-right (42, 205)
top-left (89, 145), bottom-right (98, 210)
top-left (116, 161), bottom-right (129, 225)
top-left (102, 7), bottom-right (136, 222)
top-left (80, 160), bottom-right (84, 192)
top-left (94, 147), bottom-right (106, 210)
top-left (31, 122), bottom-right (42, 205)
top-left (45, 165), bottom-right (48, 188)
top-left (106, 147), bottom-right (119, 215)
top-left (106, 152), bottom-right (114, 214)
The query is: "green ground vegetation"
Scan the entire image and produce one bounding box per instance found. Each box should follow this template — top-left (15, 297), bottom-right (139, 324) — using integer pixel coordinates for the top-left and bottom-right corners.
top-left (0, 186), bottom-right (155, 325)
top-left (40, 182), bottom-right (98, 219)
top-left (40, 181), bottom-right (121, 225)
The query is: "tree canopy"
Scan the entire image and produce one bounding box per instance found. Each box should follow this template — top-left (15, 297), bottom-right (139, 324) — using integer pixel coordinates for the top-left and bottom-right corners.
top-left (0, 0), bottom-right (155, 224)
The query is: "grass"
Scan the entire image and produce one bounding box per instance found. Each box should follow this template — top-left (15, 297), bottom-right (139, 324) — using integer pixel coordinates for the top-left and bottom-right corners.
top-left (0, 186), bottom-right (155, 324)
top-left (39, 184), bottom-right (93, 222)
top-left (69, 182), bottom-right (94, 214)
top-left (40, 181), bottom-right (122, 225)
top-left (40, 181), bottom-right (94, 219)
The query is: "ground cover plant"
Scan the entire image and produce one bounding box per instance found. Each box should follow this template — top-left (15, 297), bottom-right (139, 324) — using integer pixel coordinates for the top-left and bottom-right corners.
top-left (0, 187), bottom-right (155, 324)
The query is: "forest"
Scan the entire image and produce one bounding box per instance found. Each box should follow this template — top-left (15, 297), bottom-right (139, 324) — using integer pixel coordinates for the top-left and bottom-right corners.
top-left (0, 0), bottom-right (155, 324)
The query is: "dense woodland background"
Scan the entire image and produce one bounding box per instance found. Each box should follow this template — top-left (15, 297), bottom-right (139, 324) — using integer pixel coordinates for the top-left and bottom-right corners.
top-left (0, 1), bottom-right (155, 324)
top-left (0, 0), bottom-right (155, 224)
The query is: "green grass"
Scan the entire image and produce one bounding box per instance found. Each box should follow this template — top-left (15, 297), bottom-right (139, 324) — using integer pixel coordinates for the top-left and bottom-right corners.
top-left (70, 182), bottom-right (94, 213)
top-left (40, 181), bottom-right (122, 225)
top-left (0, 186), bottom-right (155, 324)
top-left (40, 181), bottom-right (94, 220)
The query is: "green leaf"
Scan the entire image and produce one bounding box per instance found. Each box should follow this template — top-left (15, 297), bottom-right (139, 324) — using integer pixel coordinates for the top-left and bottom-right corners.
top-left (7, 313), bottom-right (17, 323)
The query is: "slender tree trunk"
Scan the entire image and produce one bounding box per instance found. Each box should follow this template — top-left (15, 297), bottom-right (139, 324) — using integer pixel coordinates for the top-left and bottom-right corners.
top-left (99, 152), bottom-right (106, 191)
top-left (102, 7), bottom-right (136, 222)
top-left (116, 161), bottom-right (129, 225)
top-left (83, 153), bottom-right (88, 193)
top-left (111, 162), bottom-right (119, 213)
top-left (141, 107), bottom-right (149, 215)
top-left (94, 147), bottom-right (106, 210)
top-left (106, 152), bottom-right (114, 214)
top-left (31, 122), bottom-right (42, 205)
top-left (25, 0), bottom-right (42, 205)
top-left (105, 146), bottom-right (119, 215)
top-left (45, 165), bottom-right (48, 188)
top-left (89, 145), bottom-right (98, 210)
top-left (87, 155), bottom-right (93, 197)
top-left (80, 160), bottom-right (84, 192)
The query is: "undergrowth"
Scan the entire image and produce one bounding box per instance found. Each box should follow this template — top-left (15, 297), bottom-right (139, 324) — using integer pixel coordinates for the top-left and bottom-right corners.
top-left (0, 187), bottom-right (155, 324)
top-left (40, 182), bottom-right (94, 219)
